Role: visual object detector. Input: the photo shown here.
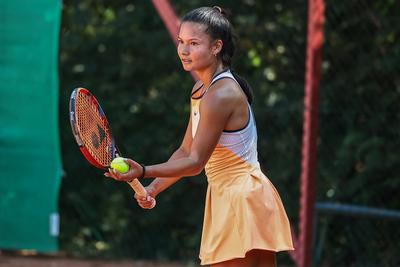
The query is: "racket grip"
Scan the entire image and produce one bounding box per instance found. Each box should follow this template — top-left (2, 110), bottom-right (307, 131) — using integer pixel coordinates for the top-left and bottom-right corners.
top-left (128, 178), bottom-right (147, 196)
top-left (127, 179), bottom-right (156, 209)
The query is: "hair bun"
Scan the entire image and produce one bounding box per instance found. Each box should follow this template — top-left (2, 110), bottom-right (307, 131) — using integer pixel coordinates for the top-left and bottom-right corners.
top-left (213, 6), bottom-right (225, 15)
top-left (213, 6), bottom-right (222, 12)
top-left (212, 6), bottom-right (232, 19)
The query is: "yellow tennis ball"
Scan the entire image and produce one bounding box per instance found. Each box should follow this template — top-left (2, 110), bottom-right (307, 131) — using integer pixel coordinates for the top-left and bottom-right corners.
top-left (110, 157), bottom-right (130, 173)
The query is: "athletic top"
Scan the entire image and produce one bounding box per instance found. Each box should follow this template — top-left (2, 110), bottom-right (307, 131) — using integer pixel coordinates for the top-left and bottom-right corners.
top-left (191, 69), bottom-right (258, 167)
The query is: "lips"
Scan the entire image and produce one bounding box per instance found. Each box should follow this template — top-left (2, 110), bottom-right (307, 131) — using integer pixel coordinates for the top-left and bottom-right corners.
top-left (181, 58), bottom-right (192, 64)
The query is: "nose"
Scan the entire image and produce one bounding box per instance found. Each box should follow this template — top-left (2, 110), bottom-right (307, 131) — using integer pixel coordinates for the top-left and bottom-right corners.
top-left (178, 43), bottom-right (189, 56)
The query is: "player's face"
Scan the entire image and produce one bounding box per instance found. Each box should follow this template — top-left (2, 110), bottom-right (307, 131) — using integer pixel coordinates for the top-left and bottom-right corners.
top-left (177, 22), bottom-right (216, 72)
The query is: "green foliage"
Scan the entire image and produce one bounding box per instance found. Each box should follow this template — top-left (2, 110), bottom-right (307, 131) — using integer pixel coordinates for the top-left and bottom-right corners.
top-left (315, 1), bottom-right (400, 266)
top-left (59, 0), bottom-right (399, 265)
top-left (318, 0), bottom-right (400, 205)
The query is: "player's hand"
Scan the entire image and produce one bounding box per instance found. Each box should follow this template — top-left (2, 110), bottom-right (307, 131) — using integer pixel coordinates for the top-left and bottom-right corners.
top-left (104, 158), bottom-right (143, 182)
top-left (135, 186), bottom-right (157, 210)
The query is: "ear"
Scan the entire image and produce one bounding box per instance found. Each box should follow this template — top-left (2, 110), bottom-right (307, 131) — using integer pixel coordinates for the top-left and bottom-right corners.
top-left (212, 39), bottom-right (223, 56)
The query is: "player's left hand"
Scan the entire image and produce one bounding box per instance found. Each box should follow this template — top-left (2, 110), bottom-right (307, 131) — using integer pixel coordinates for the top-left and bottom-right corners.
top-left (104, 158), bottom-right (144, 182)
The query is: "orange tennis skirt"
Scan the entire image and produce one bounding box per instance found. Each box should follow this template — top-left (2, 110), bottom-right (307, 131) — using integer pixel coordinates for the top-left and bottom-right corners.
top-left (199, 159), bottom-right (294, 265)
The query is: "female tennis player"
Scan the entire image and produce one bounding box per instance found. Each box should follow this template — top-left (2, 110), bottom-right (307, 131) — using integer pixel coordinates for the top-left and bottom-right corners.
top-left (105, 6), bottom-right (294, 267)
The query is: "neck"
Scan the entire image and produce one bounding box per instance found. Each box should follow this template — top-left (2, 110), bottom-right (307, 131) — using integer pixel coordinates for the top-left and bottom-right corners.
top-left (195, 63), bottom-right (225, 88)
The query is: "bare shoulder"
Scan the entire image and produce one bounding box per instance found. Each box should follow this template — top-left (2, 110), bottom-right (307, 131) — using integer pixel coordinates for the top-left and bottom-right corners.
top-left (204, 78), bottom-right (244, 107)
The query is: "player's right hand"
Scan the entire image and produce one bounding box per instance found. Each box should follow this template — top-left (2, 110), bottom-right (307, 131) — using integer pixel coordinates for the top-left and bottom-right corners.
top-left (134, 187), bottom-right (156, 209)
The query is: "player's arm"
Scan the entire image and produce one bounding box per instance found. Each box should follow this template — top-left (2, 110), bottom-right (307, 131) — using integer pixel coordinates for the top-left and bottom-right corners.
top-left (143, 81), bottom-right (203, 196)
top-left (106, 83), bottom-right (234, 180)
top-left (146, 114), bottom-right (193, 196)
top-left (143, 88), bottom-right (233, 178)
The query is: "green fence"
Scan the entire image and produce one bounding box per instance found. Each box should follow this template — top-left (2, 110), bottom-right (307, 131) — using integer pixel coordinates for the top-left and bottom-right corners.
top-left (0, 0), bottom-right (63, 252)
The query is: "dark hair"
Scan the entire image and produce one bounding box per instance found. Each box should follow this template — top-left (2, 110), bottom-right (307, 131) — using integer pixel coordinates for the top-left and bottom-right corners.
top-left (182, 7), bottom-right (253, 104)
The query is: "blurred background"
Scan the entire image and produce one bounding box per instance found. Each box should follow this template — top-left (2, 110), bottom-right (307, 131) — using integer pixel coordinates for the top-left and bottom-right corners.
top-left (0, 0), bottom-right (399, 266)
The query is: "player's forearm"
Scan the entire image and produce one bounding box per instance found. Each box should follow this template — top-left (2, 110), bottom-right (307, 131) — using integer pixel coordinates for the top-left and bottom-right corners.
top-left (148, 177), bottom-right (182, 196)
top-left (145, 156), bottom-right (203, 179)
top-left (147, 147), bottom-right (189, 195)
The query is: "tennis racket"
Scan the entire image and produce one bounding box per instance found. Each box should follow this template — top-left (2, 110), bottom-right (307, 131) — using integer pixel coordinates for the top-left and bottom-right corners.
top-left (69, 87), bottom-right (156, 208)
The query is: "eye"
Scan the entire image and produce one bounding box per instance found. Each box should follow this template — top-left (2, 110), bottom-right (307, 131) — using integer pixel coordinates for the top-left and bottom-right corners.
top-left (190, 41), bottom-right (199, 46)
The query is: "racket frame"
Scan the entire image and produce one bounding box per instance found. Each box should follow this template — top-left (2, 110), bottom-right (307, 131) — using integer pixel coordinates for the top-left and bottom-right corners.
top-left (69, 87), bottom-right (156, 207)
top-left (69, 87), bottom-right (118, 169)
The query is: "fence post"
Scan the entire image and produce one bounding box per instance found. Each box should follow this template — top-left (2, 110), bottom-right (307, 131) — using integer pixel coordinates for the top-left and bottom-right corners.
top-left (299, 0), bottom-right (325, 266)
top-left (151, 0), bottom-right (198, 80)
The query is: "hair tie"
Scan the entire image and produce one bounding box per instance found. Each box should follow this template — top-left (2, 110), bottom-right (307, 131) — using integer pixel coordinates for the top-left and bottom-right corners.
top-left (213, 6), bottom-right (222, 14)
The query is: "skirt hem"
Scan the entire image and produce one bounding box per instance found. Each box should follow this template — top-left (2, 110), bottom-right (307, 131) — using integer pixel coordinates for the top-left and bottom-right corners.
top-left (199, 246), bottom-right (295, 265)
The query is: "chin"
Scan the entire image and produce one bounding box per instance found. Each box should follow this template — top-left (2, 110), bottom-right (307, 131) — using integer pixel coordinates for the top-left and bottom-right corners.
top-left (182, 65), bottom-right (193, 72)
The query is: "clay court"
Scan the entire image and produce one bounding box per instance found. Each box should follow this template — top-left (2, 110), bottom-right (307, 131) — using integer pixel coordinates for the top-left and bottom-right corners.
top-left (0, 254), bottom-right (188, 267)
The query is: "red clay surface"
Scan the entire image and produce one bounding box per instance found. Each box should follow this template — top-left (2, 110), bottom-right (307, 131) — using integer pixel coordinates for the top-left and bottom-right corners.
top-left (0, 255), bottom-right (192, 267)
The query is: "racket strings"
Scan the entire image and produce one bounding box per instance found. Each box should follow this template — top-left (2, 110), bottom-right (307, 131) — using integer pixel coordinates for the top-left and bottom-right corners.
top-left (75, 93), bottom-right (113, 166)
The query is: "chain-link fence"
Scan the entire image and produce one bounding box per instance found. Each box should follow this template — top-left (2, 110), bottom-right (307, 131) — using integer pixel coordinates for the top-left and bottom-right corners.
top-left (315, 1), bottom-right (400, 266)
top-left (55, 1), bottom-right (400, 266)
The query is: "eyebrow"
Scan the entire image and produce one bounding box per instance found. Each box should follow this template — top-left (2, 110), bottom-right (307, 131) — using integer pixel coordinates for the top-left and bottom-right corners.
top-left (177, 36), bottom-right (202, 41)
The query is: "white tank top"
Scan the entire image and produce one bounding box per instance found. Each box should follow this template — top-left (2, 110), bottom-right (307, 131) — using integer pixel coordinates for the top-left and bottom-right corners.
top-left (190, 70), bottom-right (258, 167)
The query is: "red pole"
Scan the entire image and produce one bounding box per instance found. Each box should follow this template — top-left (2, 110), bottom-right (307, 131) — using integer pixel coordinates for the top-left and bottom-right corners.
top-left (151, 0), bottom-right (180, 45)
top-left (299, 0), bottom-right (325, 267)
top-left (151, 0), bottom-right (198, 80)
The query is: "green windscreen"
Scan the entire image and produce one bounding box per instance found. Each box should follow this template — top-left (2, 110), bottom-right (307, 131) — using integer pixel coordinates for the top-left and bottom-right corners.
top-left (0, 0), bottom-right (62, 252)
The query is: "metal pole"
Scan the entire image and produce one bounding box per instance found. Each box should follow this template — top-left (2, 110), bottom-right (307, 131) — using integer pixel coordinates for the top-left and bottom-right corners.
top-left (151, 0), bottom-right (198, 80)
top-left (299, 0), bottom-right (325, 266)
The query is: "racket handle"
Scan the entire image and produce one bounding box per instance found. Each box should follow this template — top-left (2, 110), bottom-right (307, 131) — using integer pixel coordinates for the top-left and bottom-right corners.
top-left (128, 178), bottom-right (147, 196)
top-left (127, 179), bottom-right (156, 209)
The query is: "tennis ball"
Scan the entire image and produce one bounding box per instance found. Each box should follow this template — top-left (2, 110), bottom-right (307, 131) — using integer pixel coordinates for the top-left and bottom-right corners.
top-left (110, 157), bottom-right (130, 173)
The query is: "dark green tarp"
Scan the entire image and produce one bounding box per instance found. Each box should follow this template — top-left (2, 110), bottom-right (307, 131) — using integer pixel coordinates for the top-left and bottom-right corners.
top-left (0, 0), bottom-right (62, 252)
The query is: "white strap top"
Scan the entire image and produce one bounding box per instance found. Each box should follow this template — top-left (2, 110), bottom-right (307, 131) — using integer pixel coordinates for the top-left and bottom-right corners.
top-left (190, 70), bottom-right (258, 165)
